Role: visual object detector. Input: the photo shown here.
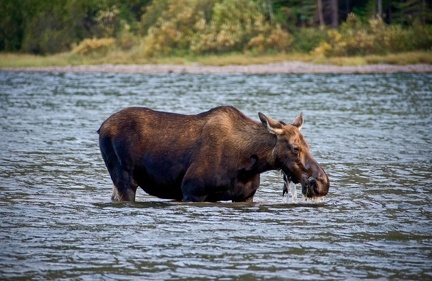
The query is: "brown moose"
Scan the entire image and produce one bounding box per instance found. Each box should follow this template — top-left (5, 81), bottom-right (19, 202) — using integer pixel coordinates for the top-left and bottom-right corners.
top-left (98, 106), bottom-right (329, 202)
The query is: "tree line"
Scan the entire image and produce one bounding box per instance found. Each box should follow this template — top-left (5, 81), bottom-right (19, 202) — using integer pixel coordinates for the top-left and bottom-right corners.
top-left (0, 0), bottom-right (430, 56)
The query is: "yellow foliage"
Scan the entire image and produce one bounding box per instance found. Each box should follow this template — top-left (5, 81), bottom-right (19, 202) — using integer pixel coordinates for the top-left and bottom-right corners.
top-left (247, 35), bottom-right (267, 53)
top-left (96, 6), bottom-right (120, 37)
top-left (267, 27), bottom-right (293, 52)
top-left (313, 13), bottom-right (432, 57)
top-left (142, 0), bottom-right (290, 56)
top-left (192, 0), bottom-right (268, 53)
top-left (142, 0), bottom-right (213, 56)
top-left (72, 38), bottom-right (115, 55)
top-left (118, 32), bottom-right (135, 50)
top-left (313, 41), bottom-right (331, 56)
top-left (247, 27), bottom-right (293, 53)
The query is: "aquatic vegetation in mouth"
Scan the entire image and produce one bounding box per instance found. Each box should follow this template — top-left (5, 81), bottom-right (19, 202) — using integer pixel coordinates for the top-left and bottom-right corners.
top-left (282, 173), bottom-right (324, 204)
top-left (282, 173), bottom-right (297, 203)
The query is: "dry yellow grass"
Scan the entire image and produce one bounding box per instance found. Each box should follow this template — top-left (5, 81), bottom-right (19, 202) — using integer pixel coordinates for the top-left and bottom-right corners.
top-left (192, 53), bottom-right (314, 66)
top-left (364, 52), bottom-right (432, 65)
top-left (0, 51), bottom-right (431, 68)
top-left (0, 53), bottom-right (70, 67)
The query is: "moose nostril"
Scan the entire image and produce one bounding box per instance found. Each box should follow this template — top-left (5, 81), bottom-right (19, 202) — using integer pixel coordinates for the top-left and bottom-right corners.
top-left (308, 177), bottom-right (319, 195)
top-left (308, 177), bottom-right (317, 187)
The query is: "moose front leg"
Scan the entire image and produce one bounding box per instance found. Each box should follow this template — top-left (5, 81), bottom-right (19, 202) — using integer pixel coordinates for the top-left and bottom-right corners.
top-left (181, 176), bottom-right (208, 202)
top-left (232, 174), bottom-right (260, 202)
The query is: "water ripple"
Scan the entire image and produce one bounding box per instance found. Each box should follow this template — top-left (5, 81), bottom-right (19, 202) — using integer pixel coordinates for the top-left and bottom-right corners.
top-left (0, 71), bottom-right (431, 280)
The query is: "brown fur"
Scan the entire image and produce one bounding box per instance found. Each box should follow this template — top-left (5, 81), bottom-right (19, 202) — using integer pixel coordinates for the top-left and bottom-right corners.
top-left (98, 106), bottom-right (329, 202)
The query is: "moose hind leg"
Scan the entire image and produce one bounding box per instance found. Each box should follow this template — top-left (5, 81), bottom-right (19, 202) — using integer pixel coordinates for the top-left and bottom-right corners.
top-left (111, 169), bottom-right (138, 202)
top-left (100, 136), bottom-right (137, 202)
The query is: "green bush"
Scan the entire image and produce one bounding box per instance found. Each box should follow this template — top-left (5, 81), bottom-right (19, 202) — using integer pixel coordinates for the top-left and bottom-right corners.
top-left (2, 0), bottom-right (431, 56)
top-left (142, 0), bottom-right (293, 56)
top-left (142, 0), bottom-right (217, 56)
top-left (291, 28), bottom-right (328, 52)
top-left (314, 13), bottom-right (432, 57)
top-left (21, 10), bottom-right (74, 54)
top-left (411, 20), bottom-right (432, 51)
top-left (193, 0), bottom-right (266, 53)
top-left (139, 0), bottom-right (170, 36)
top-left (96, 6), bottom-right (121, 38)
top-left (247, 26), bottom-right (292, 54)
top-left (192, 0), bottom-right (293, 54)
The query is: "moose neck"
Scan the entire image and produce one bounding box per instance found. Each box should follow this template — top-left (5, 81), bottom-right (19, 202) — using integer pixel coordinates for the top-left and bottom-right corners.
top-left (242, 123), bottom-right (278, 173)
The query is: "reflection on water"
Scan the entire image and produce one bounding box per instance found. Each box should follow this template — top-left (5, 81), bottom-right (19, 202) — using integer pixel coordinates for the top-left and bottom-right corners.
top-left (0, 71), bottom-right (431, 280)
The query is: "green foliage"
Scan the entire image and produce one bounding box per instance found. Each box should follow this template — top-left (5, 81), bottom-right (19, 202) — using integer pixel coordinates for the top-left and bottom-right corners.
top-left (96, 6), bottom-right (121, 37)
top-left (141, 0), bottom-right (217, 56)
top-left (291, 28), bottom-right (328, 52)
top-left (191, 0), bottom-right (268, 53)
top-left (141, 0), bottom-right (292, 56)
top-left (411, 20), bottom-right (432, 50)
top-left (393, 0), bottom-right (431, 25)
top-left (21, 8), bottom-right (74, 54)
top-left (0, 0), bottom-right (150, 54)
top-left (247, 26), bottom-right (293, 54)
top-left (314, 13), bottom-right (432, 57)
top-left (139, 0), bottom-right (170, 36)
top-left (266, 0), bottom-right (318, 29)
top-left (0, 0), bottom-right (24, 51)
top-left (0, 0), bottom-right (431, 57)
top-left (3, 0), bottom-right (104, 54)
top-left (117, 25), bottom-right (137, 50)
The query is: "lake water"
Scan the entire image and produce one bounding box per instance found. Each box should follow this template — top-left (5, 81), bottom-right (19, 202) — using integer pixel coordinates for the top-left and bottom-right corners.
top-left (0, 71), bottom-right (431, 280)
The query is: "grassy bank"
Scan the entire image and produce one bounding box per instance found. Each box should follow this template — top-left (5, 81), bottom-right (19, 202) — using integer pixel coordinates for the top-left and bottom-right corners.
top-left (1, 51), bottom-right (431, 68)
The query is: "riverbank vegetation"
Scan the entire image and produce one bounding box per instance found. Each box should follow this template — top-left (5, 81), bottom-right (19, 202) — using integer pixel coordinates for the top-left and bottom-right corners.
top-left (1, 0), bottom-right (431, 67)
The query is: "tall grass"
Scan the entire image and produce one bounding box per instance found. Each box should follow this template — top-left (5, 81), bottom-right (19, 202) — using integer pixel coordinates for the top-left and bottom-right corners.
top-left (0, 53), bottom-right (70, 67)
top-left (1, 50), bottom-right (431, 68)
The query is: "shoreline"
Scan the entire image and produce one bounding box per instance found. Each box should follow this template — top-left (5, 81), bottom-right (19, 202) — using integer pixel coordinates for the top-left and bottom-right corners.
top-left (2, 61), bottom-right (432, 74)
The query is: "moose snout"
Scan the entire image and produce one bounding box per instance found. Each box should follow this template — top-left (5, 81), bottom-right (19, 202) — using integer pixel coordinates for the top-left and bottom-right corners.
top-left (302, 172), bottom-right (329, 198)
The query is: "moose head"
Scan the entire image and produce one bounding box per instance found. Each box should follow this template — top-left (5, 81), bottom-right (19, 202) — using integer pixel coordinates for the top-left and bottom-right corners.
top-left (259, 112), bottom-right (329, 198)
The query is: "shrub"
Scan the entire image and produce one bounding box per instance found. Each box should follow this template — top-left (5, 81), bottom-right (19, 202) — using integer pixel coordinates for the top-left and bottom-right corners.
top-left (314, 13), bottom-right (432, 57)
top-left (21, 10), bottom-right (75, 54)
top-left (322, 14), bottom-right (376, 56)
top-left (142, 0), bottom-right (216, 56)
top-left (71, 37), bottom-right (115, 55)
top-left (368, 17), bottom-right (410, 53)
top-left (117, 23), bottom-right (136, 50)
top-left (96, 6), bottom-right (121, 38)
top-left (247, 26), bottom-right (293, 53)
top-left (191, 0), bottom-right (268, 53)
top-left (141, 0), bottom-right (293, 56)
top-left (292, 28), bottom-right (328, 53)
top-left (411, 20), bottom-right (432, 51)
top-left (139, 0), bottom-right (170, 36)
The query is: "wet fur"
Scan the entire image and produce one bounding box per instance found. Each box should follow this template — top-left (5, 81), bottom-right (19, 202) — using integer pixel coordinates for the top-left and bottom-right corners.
top-left (98, 106), bottom-right (329, 202)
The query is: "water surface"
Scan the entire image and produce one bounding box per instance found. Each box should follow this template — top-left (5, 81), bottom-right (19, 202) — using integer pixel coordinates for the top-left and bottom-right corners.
top-left (0, 71), bottom-right (431, 280)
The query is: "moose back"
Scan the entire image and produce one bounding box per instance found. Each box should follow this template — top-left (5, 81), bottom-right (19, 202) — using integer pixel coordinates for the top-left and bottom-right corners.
top-left (98, 106), bottom-right (329, 202)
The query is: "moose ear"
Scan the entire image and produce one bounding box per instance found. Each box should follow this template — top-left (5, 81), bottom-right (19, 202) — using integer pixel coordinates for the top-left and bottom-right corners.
top-left (258, 112), bottom-right (284, 135)
top-left (291, 112), bottom-right (304, 130)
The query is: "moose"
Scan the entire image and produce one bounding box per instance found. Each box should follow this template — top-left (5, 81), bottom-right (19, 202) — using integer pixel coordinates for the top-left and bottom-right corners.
top-left (98, 106), bottom-right (329, 202)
